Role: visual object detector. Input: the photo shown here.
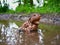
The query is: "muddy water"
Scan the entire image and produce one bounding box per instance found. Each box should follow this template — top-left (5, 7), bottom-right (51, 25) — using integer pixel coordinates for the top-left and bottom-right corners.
top-left (0, 21), bottom-right (60, 45)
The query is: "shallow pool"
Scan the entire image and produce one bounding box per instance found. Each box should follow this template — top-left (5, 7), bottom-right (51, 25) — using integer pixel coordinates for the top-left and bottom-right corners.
top-left (0, 20), bottom-right (60, 45)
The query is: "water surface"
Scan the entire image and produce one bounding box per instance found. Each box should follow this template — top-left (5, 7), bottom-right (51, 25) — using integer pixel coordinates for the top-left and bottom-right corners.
top-left (0, 20), bottom-right (60, 45)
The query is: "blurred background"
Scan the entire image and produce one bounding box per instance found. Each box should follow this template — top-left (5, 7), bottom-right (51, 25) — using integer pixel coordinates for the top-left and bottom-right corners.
top-left (0, 0), bottom-right (60, 14)
top-left (0, 0), bottom-right (60, 45)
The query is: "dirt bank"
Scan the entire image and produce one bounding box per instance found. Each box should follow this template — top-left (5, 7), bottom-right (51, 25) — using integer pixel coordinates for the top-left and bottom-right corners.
top-left (0, 13), bottom-right (60, 25)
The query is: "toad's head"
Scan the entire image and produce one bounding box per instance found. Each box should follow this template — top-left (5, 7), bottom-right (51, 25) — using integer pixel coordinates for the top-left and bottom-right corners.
top-left (29, 13), bottom-right (41, 25)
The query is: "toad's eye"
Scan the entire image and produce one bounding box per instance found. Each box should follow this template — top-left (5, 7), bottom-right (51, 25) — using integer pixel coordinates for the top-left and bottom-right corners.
top-left (32, 14), bottom-right (36, 17)
top-left (33, 15), bottom-right (36, 16)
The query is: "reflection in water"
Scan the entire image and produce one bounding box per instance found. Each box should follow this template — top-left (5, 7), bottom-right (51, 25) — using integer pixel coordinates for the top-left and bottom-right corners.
top-left (0, 22), bottom-right (19, 45)
top-left (38, 29), bottom-right (44, 45)
top-left (1, 24), bottom-right (5, 35)
top-left (51, 34), bottom-right (60, 45)
top-left (0, 22), bottom-right (44, 45)
top-left (0, 22), bottom-right (60, 45)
